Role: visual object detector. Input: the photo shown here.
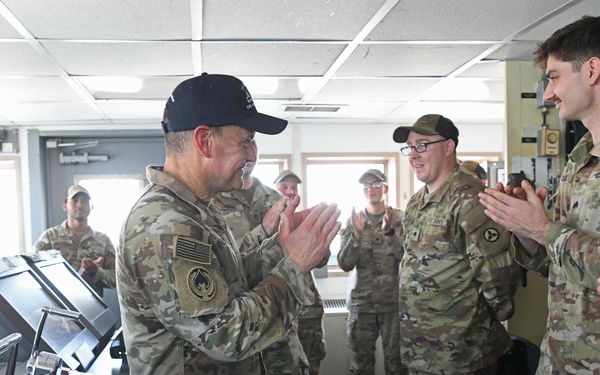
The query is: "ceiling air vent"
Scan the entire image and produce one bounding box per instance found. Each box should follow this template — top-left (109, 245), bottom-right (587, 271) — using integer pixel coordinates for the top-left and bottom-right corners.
top-left (284, 105), bottom-right (341, 113)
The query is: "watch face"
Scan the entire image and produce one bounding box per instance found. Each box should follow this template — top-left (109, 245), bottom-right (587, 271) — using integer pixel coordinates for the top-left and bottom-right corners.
top-left (547, 132), bottom-right (558, 143)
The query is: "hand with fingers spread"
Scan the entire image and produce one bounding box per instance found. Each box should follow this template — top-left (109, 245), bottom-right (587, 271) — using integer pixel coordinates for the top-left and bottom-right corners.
top-left (350, 207), bottom-right (365, 239)
top-left (478, 180), bottom-right (550, 245)
top-left (278, 198), bottom-right (341, 274)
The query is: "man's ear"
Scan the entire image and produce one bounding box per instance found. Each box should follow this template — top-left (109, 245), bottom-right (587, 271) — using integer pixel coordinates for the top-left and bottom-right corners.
top-left (194, 126), bottom-right (213, 158)
top-left (445, 139), bottom-right (456, 156)
top-left (587, 56), bottom-right (600, 85)
top-left (384, 184), bottom-right (389, 194)
top-left (62, 201), bottom-right (68, 212)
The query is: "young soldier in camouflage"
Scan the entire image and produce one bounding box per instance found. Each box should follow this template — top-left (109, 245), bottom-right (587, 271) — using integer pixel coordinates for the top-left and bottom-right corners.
top-left (338, 169), bottom-right (405, 375)
top-left (34, 184), bottom-right (116, 297)
top-left (274, 170), bottom-right (328, 375)
top-left (393, 114), bottom-right (520, 374)
top-left (116, 73), bottom-right (341, 375)
top-left (216, 161), bottom-right (311, 375)
top-left (480, 16), bottom-right (600, 374)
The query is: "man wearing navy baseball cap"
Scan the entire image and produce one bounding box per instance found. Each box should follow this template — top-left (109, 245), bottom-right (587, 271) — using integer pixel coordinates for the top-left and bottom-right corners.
top-left (117, 73), bottom-right (342, 374)
top-left (161, 72), bottom-right (287, 134)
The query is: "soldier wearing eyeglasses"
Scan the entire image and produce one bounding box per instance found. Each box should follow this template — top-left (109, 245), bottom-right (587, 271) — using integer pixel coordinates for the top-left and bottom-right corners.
top-left (337, 169), bottom-right (406, 375)
top-left (393, 114), bottom-right (520, 374)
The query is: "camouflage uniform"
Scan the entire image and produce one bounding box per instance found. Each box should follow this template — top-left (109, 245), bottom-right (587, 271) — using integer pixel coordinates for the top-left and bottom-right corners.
top-left (400, 166), bottom-right (519, 374)
top-left (33, 220), bottom-right (116, 297)
top-left (117, 166), bottom-right (314, 375)
top-left (338, 208), bottom-right (405, 375)
top-left (517, 132), bottom-right (600, 374)
top-left (216, 178), bottom-right (327, 375)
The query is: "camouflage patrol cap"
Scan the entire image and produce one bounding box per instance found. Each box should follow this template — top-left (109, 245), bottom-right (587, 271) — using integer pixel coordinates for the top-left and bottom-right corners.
top-left (274, 170), bottom-right (302, 184)
top-left (65, 185), bottom-right (91, 201)
top-left (358, 169), bottom-right (387, 184)
top-left (393, 114), bottom-right (459, 146)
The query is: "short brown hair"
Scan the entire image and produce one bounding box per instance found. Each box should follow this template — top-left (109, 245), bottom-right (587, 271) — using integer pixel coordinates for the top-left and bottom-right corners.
top-left (534, 15), bottom-right (600, 71)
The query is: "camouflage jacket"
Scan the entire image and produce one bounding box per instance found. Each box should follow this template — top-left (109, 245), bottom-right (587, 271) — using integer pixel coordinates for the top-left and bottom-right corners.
top-left (338, 208), bottom-right (404, 313)
top-left (116, 166), bottom-right (314, 375)
top-left (517, 132), bottom-right (600, 374)
top-left (216, 179), bottom-right (327, 320)
top-left (215, 178), bottom-right (283, 255)
top-left (33, 220), bottom-right (116, 297)
top-left (400, 166), bottom-right (519, 374)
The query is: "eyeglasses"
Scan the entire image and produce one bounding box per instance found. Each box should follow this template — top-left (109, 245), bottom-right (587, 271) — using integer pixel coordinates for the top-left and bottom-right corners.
top-left (400, 139), bottom-right (447, 156)
top-left (362, 181), bottom-right (384, 190)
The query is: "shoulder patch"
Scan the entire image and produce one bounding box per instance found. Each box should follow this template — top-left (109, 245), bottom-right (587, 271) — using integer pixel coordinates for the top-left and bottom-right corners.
top-left (174, 236), bottom-right (212, 265)
top-left (483, 228), bottom-right (500, 242)
top-left (187, 266), bottom-right (216, 301)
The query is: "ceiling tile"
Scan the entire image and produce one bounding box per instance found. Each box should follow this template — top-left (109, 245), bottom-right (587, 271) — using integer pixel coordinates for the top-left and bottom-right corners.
top-left (95, 100), bottom-right (164, 121)
top-left (367, 0), bottom-right (571, 41)
top-left (0, 42), bottom-right (63, 75)
top-left (78, 76), bottom-right (188, 100)
top-left (457, 62), bottom-right (505, 78)
top-left (419, 78), bottom-right (505, 102)
top-left (202, 43), bottom-right (345, 76)
top-left (0, 102), bottom-right (106, 124)
top-left (336, 44), bottom-right (492, 77)
top-left (385, 101), bottom-right (505, 124)
top-left (313, 78), bottom-right (439, 102)
top-left (0, 77), bottom-right (85, 102)
top-left (1, 0), bottom-right (191, 40)
top-left (516, 0), bottom-right (598, 41)
top-left (41, 41), bottom-right (193, 76)
top-left (487, 41), bottom-right (539, 61)
top-left (203, 0), bottom-right (388, 40)
top-left (0, 13), bottom-right (21, 38)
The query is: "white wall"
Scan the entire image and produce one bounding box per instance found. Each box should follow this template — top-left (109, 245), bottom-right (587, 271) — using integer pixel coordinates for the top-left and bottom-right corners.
top-left (256, 121), bottom-right (504, 157)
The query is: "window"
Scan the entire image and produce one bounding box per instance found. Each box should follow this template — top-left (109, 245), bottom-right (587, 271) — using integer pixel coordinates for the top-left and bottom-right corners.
top-left (0, 157), bottom-right (24, 256)
top-left (302, 153), bottom-right (399, 269)
top-left (253, 154), bottom-right (291, 187)
top-left (75, 176), bottom-right (145, 247)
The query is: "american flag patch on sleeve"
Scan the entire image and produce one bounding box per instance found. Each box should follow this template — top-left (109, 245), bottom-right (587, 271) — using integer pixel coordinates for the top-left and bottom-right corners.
top-left (174, 236), bottom-right (212, 265)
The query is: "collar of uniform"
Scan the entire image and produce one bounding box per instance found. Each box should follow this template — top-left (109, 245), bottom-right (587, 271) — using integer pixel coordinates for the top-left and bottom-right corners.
top-left (59, 219), bottom-right (95, 238)
top-left (570, 131), bottom-right (596, 164)
top-left (146, 165), bottom-right (203, 206)
top-left (421, 164), bottom-right (461, 205)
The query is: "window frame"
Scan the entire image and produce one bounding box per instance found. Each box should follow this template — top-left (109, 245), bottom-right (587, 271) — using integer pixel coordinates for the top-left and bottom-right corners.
top-left (0, 156), bottom-right (25, 255)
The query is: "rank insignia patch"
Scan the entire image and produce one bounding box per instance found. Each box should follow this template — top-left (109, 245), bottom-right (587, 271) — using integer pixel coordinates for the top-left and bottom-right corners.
top-left (187, 266), bottom-right (216, 301)
top-left (484, 228), bottom-right (500, 242)
top-left (174, 236), bottom-right (212, 265)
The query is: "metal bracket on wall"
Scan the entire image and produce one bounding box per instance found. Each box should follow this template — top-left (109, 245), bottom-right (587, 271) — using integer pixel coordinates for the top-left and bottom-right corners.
top-left (59, 152), bottom-right (109, 164)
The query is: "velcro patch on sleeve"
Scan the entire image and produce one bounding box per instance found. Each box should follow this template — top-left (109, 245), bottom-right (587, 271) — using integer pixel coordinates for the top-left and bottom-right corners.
top-left (174, 260), bottom-right (228, 310)
top-left (174, 236), bottom-right (212, 265)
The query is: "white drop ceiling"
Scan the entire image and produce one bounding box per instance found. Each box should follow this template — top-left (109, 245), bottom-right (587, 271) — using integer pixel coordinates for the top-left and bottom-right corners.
top-left (0, 0), bottom-right (596, 129)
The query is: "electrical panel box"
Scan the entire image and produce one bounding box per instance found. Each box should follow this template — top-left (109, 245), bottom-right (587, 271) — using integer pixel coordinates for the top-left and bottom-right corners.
top-left (537, 127), bottom-right (560, 156)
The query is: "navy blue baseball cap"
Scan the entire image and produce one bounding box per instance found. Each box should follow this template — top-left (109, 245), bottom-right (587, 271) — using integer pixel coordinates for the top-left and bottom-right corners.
top-left (162, 73), bottom-right (288, 134)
